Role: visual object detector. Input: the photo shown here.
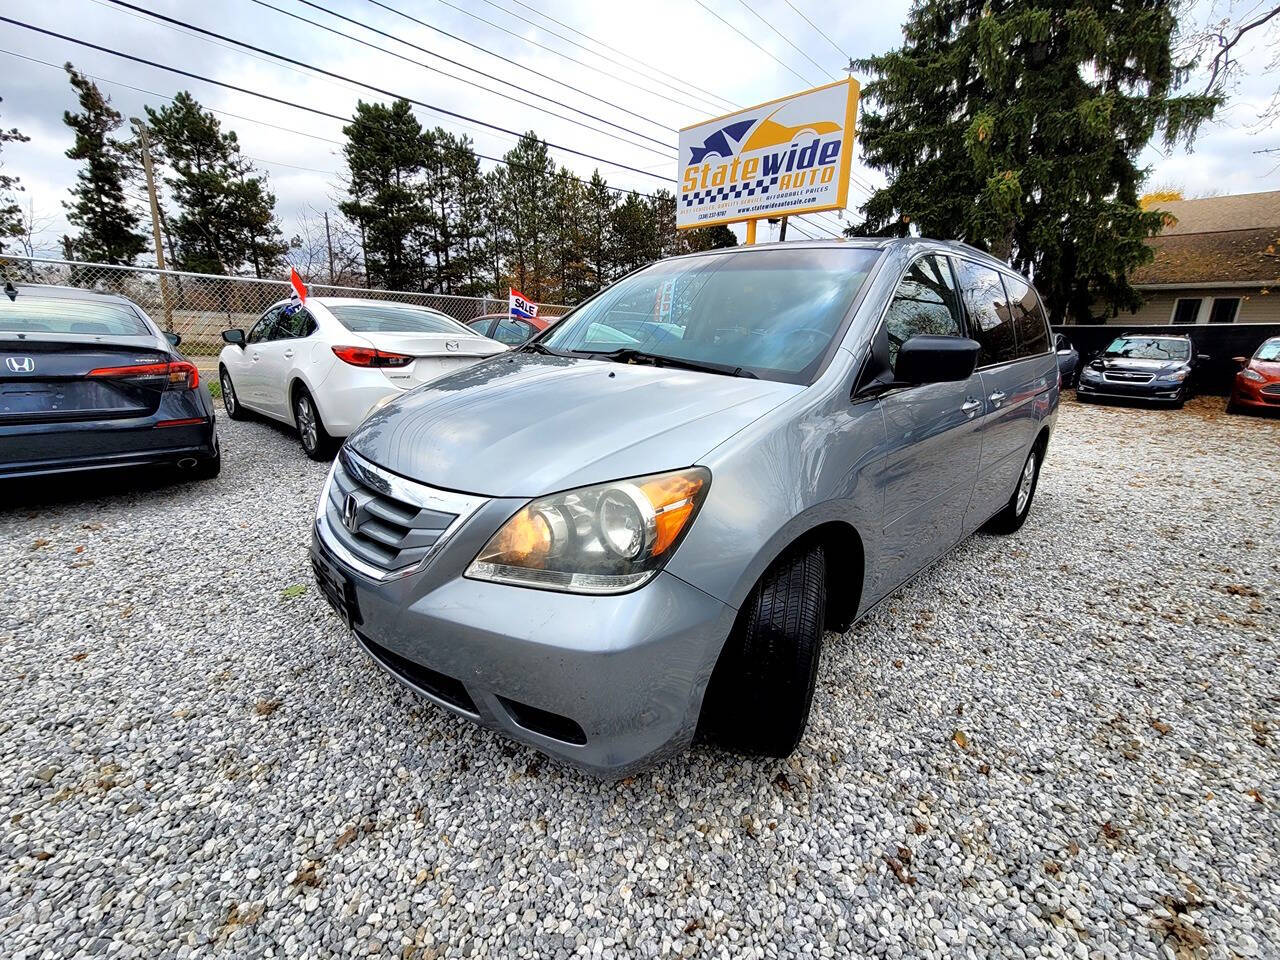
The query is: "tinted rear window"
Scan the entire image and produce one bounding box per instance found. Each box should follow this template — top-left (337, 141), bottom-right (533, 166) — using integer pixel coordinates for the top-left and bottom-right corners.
top-left (329, 303), bottom-right (471, 335)
top-left (1002, 273), bottom-right (1051, 357)
top-left (954, 260), bottom-right (1016, 366)
top-left (0, 297), bottom-right (151, 337)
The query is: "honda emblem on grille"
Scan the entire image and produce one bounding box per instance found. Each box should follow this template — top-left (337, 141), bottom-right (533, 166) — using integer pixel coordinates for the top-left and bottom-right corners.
top-left (445, 340), bottom-right (460, 352)
top-left (341, 493), bottom-right (360, 533)
top-left (5, 356), bottom-right (34, 373)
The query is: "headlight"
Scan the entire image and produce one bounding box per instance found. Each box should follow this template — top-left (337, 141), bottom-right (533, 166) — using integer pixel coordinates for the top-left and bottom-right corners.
top-left (1080, 367), bottom-right (1101, 380)
top-left (466, 467), bottom-right (710, 594)
top-left (1159, 368), bottom-right (1189, 382)
top-left (1241, 368), bottom-right (1265, 383)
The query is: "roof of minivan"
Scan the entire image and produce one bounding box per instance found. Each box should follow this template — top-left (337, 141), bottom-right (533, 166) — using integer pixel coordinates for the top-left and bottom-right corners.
top-left (670, 236), bottom-right (1017, 273)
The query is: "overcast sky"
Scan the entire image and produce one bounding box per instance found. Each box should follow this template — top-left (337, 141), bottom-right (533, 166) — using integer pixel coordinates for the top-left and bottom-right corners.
top-left (1, 0), bottom-right (1277, 261)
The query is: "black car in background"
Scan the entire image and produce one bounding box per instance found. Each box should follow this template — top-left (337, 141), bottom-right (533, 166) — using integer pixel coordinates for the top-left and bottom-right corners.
top-left (1076, 333), bottom-right (1208, 407)
top-left (1053, 332), bottom-right (1080, 387)
top-left (0, 283), bottom-right (220, 480)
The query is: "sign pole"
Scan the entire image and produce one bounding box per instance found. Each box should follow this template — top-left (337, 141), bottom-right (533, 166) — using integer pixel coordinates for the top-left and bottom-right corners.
top-left (745, 219), bottom-right (757, 245)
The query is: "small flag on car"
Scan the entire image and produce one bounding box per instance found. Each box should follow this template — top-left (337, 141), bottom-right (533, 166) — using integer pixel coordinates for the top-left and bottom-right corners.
top-left (290, 267), bottom-right (308, 303)
top-left (509, 287), bottom-right (537, 320)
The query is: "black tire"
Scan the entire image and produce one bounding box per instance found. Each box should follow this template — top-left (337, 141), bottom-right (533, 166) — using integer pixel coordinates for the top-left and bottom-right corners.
top-left (1225, 397), bottom-right (1240, 415)
top-left (1171, 386), bottom-right (1186, 410)
top-left (985, 444), bottom-right (1043, 535)
top-left (292, 385), bottom-right (335, 460)
top-left (700, 545), bottom-right (826, 758)
top-left (219, 367), bottom-right (249, 421)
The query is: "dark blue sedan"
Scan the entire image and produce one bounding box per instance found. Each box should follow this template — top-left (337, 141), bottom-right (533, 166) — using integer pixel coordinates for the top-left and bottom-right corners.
top-left (0, 283), bottom-right (219, 480)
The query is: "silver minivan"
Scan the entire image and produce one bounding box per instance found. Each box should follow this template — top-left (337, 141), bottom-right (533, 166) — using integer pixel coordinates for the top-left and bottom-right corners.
top-left (311, 238), bottom-right (1059, 775)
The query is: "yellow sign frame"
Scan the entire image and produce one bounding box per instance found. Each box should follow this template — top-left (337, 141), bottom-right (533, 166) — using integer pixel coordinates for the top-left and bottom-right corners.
top-left (676, 78), bottom-right (860, 236)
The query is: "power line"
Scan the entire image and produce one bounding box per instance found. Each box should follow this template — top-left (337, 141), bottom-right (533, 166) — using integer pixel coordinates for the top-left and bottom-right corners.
top-left (783, 0), bottom-right (851, 63)
top-left (258, 0), bottom-right (676, 157)
top-left (0, 15), bottom-right (671, 202)
top-left (494, 0), bottom-right (738, 112)
top-left (732, 0), bottom-right (836, 81)
top-left (0, 47), bottom-right (344, 146)
top-left (469, 0), bottom-right (729, 116)
top-left (98, 1), bottom-right (678, 184)
top-left (419, 0), bottom-right (705, 118)
top-left (688, 0), bottom-right (814, 87)
top-left (357, 0), bottom-right (673, 139)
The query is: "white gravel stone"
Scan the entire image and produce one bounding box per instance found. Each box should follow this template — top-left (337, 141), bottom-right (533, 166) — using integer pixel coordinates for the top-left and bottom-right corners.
top-left (1, 397), bottom-right (1277, 959)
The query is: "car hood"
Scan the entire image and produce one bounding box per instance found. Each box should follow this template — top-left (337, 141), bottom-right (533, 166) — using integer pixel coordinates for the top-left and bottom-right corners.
top-left (1095, 357), bottom-right (1189, 375)
top-left (345, 352), bottom-right (802, 497)
top-left (1247, 359), bottom-right (1280, 381)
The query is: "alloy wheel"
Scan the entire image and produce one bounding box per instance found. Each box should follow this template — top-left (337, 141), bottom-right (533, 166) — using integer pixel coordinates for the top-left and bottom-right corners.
top-left (1015, 453), bottom-right (1037, 516)
top-left (296, 395), bottom-right (318, 451)
top-left (221, 373), bottom-right (236, 416)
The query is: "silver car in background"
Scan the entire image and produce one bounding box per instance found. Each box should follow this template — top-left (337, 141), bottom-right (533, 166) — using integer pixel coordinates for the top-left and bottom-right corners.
top-left (311, 238), bottom-right (1060, 775)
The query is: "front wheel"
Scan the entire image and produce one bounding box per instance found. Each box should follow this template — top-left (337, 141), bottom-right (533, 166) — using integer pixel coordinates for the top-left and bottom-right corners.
top-left (293, 386), bottom-right (336, 460)
top-left (699, 545), bottom-right (826, 758)
top-left (220, 367), bottom-right (249, 421)
top-left (985, 445), bottom-right (1042, 535)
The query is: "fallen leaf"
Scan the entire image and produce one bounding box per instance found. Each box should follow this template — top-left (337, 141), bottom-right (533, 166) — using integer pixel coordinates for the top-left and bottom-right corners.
top-left (951, 729), bottom-right (969, 750)
top-left (892, 659), bottom-right (904, 669)
top-left (70, 652), bottom-right (88, 662)
top-left (254, 699), bottom-right (282, 717)
top-left (1066, 841), bottom-right (1080, 857)
top-left (31, 538), bottom-right (48, 550)
top-left (882, 854), bottom-right (915, 885)
top-left (335, 826), bottom-right (359, 849)
top-left (1043, 860), bottom-right (1060, 875)
top-left (1151, 719), bottom-right (1172, 736)
top-left (281, 584), bottom-right (308, 599)
top-left (912, 820), bottom-right (928, 835)
top-left (896, 846), bottom-right (912, 863)
top-left (978, 763), bottom-right (991, 775)
top-left (1246, 788), bottom-right (1264, 804)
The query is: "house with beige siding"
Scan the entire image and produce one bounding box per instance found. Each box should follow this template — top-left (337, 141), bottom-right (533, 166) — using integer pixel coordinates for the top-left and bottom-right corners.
top-left (1111, 190), bottom-right (1280, 326)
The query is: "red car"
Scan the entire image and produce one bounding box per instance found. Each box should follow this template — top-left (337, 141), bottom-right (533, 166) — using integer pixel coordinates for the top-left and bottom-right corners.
top-left (1228, 336), bottom-right (1280, 413)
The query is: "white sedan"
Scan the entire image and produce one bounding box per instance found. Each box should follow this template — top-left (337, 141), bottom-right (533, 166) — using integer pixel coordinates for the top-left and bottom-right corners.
top-left (217, 297), bottom-right (507, 458)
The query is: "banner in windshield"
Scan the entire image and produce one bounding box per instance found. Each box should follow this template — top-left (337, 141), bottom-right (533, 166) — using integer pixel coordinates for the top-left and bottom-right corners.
top-left (676, 79), bottom-right (859, 230)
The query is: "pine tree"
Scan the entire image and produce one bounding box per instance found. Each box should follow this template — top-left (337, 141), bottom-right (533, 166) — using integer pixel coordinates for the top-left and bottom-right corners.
top-left (852, 0), bottom-right (1220, 323)
top-left (339, 99), bottom-right (425, 290)
top-left (61, 65), bottom-right (146, 265)
top-left (0, 96), bottom-right (29, 254)
top-left (499, 133), bottom-right (557, 302)
top-left (610, 193), bottom-right (659, 276)
top-left (580, 171), bottom-right (615, 293)
top-left (144, 92), bottom-right (288, 276)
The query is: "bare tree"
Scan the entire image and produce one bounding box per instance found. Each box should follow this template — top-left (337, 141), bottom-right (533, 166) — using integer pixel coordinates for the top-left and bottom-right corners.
top-left (16, 198), bottom-right (56, 259)
top-left (286, 205), bottom-right (364, 288)
top-left (1177, 3), bottom-right (1280, 126)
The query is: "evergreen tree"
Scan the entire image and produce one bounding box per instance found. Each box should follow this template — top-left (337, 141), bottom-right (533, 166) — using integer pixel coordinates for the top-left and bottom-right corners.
top-left (144, 91), bottom-right (288, 276)
top-left (451, 142), bottom-right (491, 297)
top-left (339, 99), bottom-right (425, 290)
top-left (61, 65), bottom-right (146, 265)
top-left (0, 96), bottom-right (29, 254)
top-left (610, 193), bottom-right (660, 276)
top-left (852, 0), bottom-right (1220, 323)
top-left (499, 132), bottom-right (557, 301)
top-left (580, 171), bottom-right (615, 292)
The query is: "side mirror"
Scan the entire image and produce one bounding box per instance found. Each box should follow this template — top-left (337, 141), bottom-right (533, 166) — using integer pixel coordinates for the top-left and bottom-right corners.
top-left (222, 328), bottom-right (246, 348)
top-left (1196, 353), bottom-right (1211, 363)
top-left (1232, 355), bottom-right (1248, 365)
top-left (164, 331), bottom-right (181, 347)
top-left (895, 335), bottom-right (981, 385)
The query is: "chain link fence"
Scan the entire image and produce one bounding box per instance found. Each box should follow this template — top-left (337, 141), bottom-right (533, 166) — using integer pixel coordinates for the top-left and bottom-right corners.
top-left (0, 256), bottom-right (571, 359)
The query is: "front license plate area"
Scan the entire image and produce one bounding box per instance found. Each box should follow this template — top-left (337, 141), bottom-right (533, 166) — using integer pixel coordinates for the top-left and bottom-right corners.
top-left (311, 549), bottom-right (362, 628)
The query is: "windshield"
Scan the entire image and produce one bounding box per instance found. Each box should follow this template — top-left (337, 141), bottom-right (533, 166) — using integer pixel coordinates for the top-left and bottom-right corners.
top-left (328, 303), bottom-right (472, 336)
top-left (1255, 339), bottom-right (1280, 362)
top-left (540, 247), bottom-right (881, 383)
top-left (1103, 337), bottom-right (1190, 362)
top-left (0, 296), bottom-right (152, 337)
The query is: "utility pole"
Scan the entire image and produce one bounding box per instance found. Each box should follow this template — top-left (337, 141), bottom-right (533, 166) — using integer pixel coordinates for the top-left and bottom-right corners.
top-left (778, 216), bottom-right (788, 242)
top-left (324, 211), bottom-right (335, 285)
top-left (131, 117), bottom-right (174, 331)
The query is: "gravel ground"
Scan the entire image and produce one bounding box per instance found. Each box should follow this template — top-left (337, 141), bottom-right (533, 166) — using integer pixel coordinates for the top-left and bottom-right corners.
top-left (1, 397), bottom-right (1277, 960)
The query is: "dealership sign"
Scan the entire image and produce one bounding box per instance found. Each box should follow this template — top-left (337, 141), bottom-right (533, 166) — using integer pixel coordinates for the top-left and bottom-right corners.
top-left (676, 79), bottom-right (860, 231)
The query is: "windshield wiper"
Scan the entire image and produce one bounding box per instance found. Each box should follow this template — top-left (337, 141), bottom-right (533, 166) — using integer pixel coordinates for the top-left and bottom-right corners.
top-left (520, 341), bottom-right (573, 358)
top-left (589, 348), bottom-right (758, 378)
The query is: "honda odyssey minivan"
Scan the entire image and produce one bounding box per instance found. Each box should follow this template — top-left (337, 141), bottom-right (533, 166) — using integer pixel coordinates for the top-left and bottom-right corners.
top-left (311, 239), bottom-right (1059, 775)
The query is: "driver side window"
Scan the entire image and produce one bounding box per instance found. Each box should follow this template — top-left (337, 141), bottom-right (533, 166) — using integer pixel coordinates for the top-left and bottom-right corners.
top-left (247, 307), bottom-right (281, 345)
top-left (883, 255), bottom-right (964, 370)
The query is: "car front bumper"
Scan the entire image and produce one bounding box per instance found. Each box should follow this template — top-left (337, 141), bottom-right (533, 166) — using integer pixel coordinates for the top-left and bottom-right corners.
top-left (1077, 377), bottom-right (1185, 402)
top-left (311, 516), bottom-right (737, 776)
top-left (1231, 381), bottom-right (1280, 410)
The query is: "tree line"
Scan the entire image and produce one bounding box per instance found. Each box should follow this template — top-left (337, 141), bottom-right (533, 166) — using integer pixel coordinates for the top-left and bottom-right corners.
top-left (0, 68), bottom-right (733, 306)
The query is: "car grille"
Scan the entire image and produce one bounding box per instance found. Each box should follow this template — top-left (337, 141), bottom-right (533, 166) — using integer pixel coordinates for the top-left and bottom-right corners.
top-left (1262, 384), bottom-right (1280, 396)
top-left (321, 449), bottom-right (486, 578)
top-left (1102, 371), bottom-right (1154, 384)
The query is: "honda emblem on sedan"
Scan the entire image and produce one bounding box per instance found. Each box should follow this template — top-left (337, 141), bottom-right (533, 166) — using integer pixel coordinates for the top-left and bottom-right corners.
top-left (5, 356), bottom-right (34, 373)
top-left (342, 493), bottom-right (360, 533)
top-left (445, 341), bottom-right (460, 352)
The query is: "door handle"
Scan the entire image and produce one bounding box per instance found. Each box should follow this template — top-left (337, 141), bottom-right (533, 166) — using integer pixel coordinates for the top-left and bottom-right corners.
top-left (251, 351), bottom-right (260, 362)
top-left (961, 398), bottom-right (983, 417)
top-left (988, 390), bottom-right (1006, 406)
top-left (283, 350), bottom-right (294, 359)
